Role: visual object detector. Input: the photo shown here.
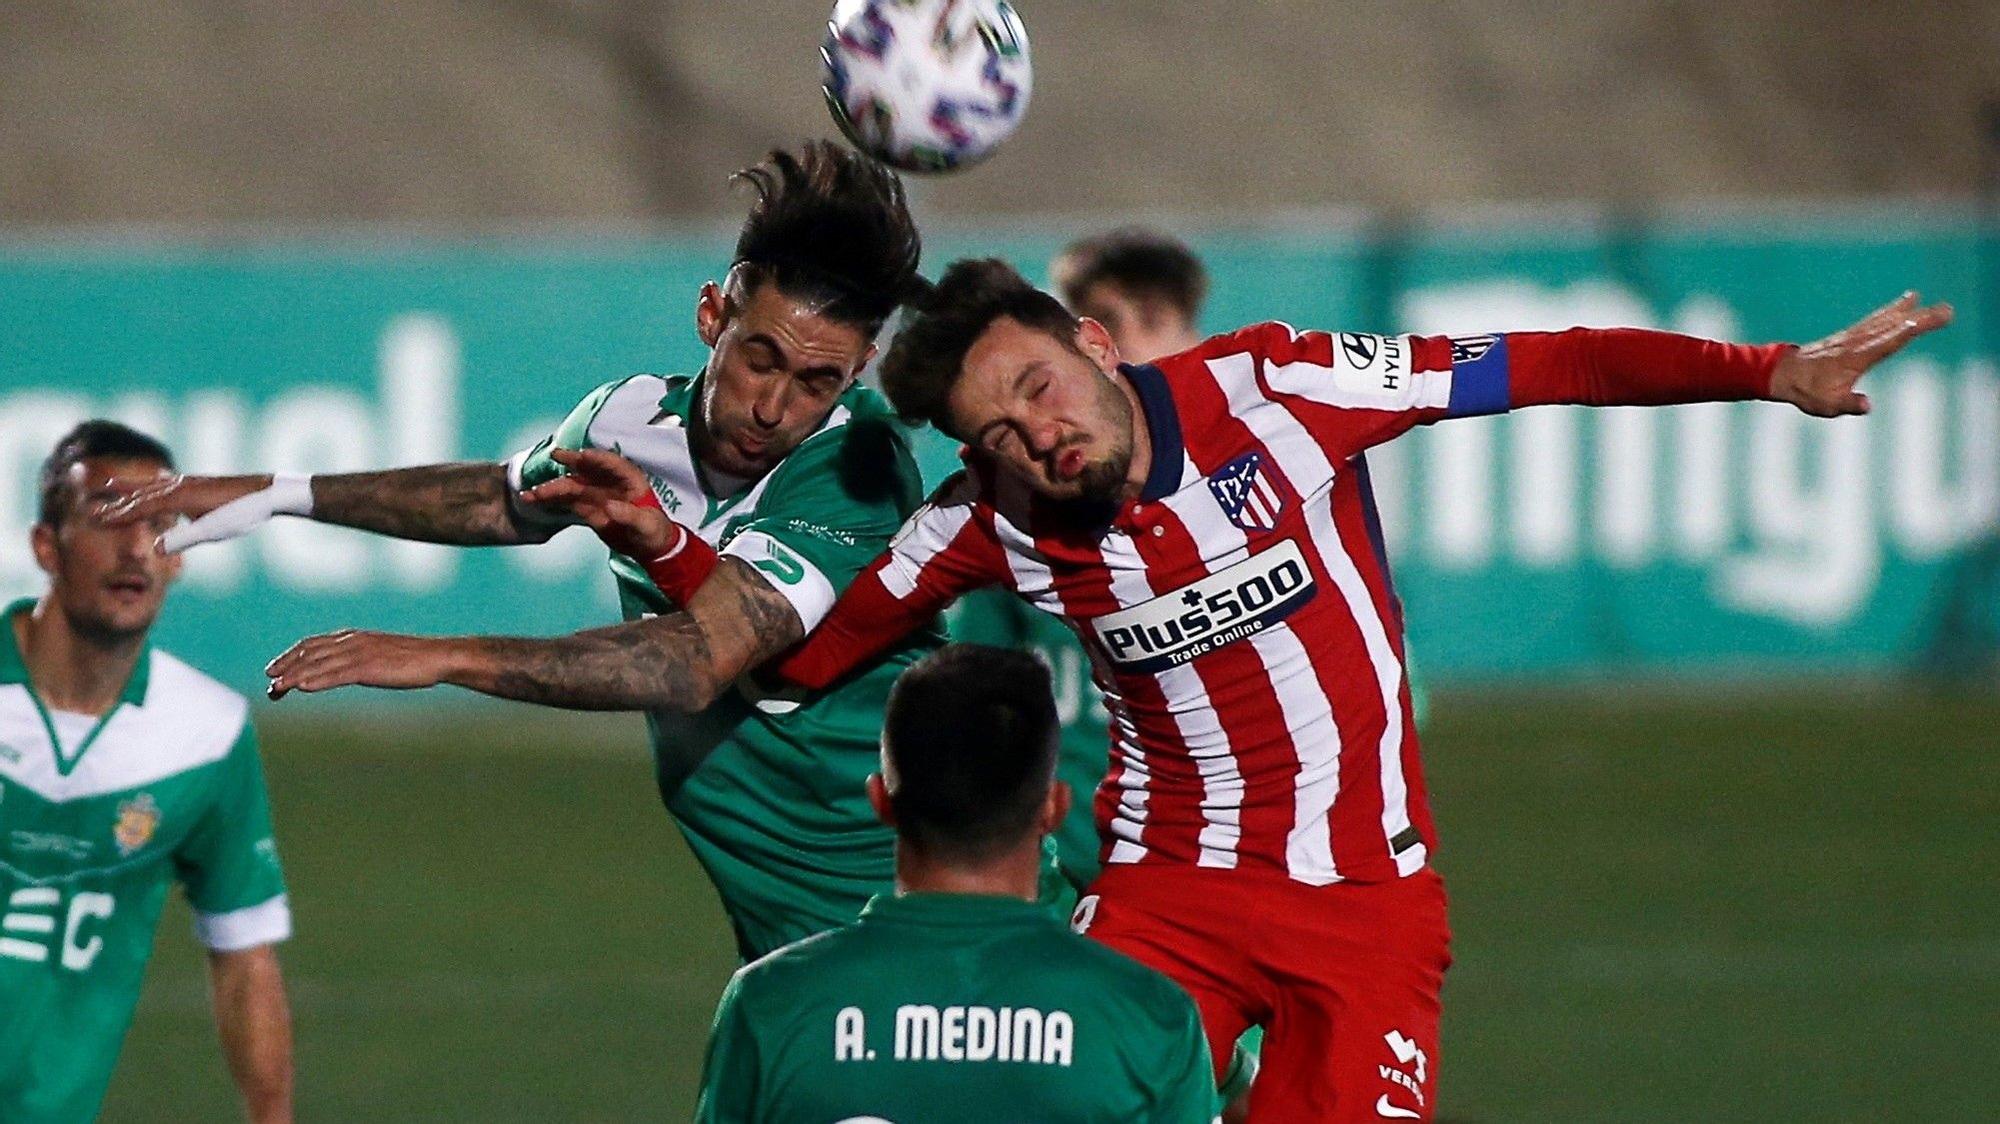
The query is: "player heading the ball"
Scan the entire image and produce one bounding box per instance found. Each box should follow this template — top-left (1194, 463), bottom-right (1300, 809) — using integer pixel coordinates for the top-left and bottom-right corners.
top-left (93, 141), bottom-right (971, 965)
top-left (594, 262), bottom-right (1948, 1121)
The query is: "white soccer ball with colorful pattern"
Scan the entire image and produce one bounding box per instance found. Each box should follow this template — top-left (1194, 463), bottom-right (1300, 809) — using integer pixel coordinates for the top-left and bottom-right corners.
top-left (820, 0), bottom-right (1032, 173)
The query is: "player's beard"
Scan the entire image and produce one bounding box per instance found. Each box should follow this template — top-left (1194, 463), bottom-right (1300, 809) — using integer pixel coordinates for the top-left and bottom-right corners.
top-left (1073, 369), bottom-right (1136, 507)
top-left (1071, 447), bottom-right (1130, 508)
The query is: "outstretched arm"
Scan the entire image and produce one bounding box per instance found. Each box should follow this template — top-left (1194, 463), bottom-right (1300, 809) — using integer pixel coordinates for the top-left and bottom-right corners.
top-left (263, 555), bottom-right (801, 712)
top-left (1506, 291), bottom-right (1952, 416)
top-left (533, 460), bottom-right (1012, 690)
top-left (1257, 291), bottom-right (1952, 462)
top-left (95, 462), bottom-right (554, 549)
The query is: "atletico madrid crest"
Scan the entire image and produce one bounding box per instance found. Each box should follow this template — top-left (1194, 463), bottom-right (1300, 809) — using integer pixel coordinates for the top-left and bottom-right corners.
top-left (1208, 452), bottom-right (1285, 532)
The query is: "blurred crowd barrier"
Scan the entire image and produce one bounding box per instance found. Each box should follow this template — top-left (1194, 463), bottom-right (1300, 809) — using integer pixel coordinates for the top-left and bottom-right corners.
top-left (4, 209), bottom-right (1996, 696)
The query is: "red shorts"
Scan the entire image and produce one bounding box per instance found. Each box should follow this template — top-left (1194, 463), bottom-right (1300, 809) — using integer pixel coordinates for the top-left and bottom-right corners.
top-left (1075, 864), bottom-right (1451, 1123)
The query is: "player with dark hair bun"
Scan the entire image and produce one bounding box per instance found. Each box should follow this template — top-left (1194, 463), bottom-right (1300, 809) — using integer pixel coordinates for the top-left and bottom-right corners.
top-left (729, 140), bottom-right (928, 336)
top-left (98, 144), bottom-right (977, 964)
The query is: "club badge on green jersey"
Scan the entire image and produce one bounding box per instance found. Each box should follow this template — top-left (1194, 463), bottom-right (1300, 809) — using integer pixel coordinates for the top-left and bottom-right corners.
top-left (112, 794), bottom-right (161, 856)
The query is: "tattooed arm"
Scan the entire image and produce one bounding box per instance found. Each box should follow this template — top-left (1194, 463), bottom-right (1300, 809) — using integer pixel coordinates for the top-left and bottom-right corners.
top-left (96, 462), bottom-right (557, 547)
top-left (263, 559), bottom-right (804, 712)
top-left (311, 463), bottom-right (556, 545)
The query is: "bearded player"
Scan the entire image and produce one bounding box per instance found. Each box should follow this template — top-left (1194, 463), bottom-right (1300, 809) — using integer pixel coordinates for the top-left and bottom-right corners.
top-left (453, 261), bottom-right (1947, 1120)
top-left (952, 230), bottom-right (1256, 1120)
top-left (3, 422), bottom-right (293, 1123)
top-left (98, 142), bottom-right (966, 962)
top-left (949, 227), bottom-right (1213, 896)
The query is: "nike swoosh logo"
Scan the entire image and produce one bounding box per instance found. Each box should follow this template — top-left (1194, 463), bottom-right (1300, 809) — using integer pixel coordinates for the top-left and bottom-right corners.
top-left (1376, 1094), bottom-right (1422, 1119)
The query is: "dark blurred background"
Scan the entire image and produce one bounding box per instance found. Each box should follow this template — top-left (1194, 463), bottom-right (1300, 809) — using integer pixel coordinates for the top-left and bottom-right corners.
top-left (5, 2), bottom-right (1996, 222)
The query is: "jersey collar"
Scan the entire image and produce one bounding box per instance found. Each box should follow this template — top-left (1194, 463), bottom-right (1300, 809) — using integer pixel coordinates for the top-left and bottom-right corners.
top-left (0, 598), bottom-right (153, 708)
top-left (860, 892), bottom-right (1053, 928)
top-left (1121, 363), bottom-right (1184, 502)
top-left (1, 598), bottom-right (153, 777)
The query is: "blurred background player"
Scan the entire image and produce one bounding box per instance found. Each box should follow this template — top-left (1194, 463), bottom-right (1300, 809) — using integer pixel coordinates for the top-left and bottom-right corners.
top-left (696, 644), bottom-right (1215, 1124)
top-left (1051, 227), bottom-right (1209, 363)
top-left (1, 422), bottom-right (292, 1124)
top-left (99, 142), bottom-right (966, 961)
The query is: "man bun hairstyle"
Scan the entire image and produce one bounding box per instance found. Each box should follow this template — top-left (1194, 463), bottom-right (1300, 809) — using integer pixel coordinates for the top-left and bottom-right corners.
top-left (878, 257), bottom-right (1077, 433)
top-left (730, 141), bottom-right (926, 336)
top-left (38, 419), bottom-right (175, 527)
top-left (881, 644), bottom-right (1060, 863)
top-left (1051, 226), bottom-right (1208, 321)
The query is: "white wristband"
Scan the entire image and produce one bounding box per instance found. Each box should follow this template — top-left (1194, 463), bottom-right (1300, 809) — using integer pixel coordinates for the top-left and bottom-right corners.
top-left (158, 474), bottom-right (315, 554)
top-left (267, 473), bottom-right (315, 516)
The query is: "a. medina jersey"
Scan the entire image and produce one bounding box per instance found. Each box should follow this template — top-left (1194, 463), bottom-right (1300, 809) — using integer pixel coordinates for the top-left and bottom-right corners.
top-left (695, 892), bottom-right (1215, 1124)
top-left (0, 601), bottom-right (289, 1124)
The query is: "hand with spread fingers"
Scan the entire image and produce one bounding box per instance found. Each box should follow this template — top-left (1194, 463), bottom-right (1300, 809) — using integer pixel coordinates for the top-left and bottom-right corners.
top-left (264, 630), bottom-right (455, 701)
top-left (519, 446), bottom-right (682, 559)
top-left (1769, 291), bottom-right (1953, 418)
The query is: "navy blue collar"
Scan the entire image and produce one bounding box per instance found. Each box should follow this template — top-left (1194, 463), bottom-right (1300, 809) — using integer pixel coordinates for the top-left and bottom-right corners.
top-left (1122, 363), bottom-right (1184, 502)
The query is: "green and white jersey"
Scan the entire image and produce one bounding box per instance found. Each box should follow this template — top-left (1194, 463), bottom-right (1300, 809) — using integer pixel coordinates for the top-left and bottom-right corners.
top-left (0, 600), bottom-right (289, 1124)
top-left (509, 374), bottom-right (944, 959)
top-left (696, 893), bottom-right (1215, 1124)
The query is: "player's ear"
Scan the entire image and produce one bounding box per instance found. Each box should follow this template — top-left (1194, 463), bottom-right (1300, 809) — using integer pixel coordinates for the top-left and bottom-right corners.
top-left (696, 281), bottom-right (729, 349)
top-left (28, 521), bottom-right (59, 578)
top-left (866, 773), bottom-right (897, 827)
top-left (1040, 780), bottom-right (1072, 835)
top-left (1075, 317), bottom-right (1120, 372)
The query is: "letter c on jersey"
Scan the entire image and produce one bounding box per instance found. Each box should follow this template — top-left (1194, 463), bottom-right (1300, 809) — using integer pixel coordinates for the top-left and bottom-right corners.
top-left (61, 892), bottom-right (114, 971)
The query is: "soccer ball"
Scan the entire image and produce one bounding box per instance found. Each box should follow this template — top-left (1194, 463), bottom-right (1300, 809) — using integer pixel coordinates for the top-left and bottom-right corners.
top-left (820, 0), bottom-right (1033, 174)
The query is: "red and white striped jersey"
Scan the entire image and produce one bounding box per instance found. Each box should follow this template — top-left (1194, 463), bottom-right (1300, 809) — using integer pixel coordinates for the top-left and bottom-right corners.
top-left (777, 323), bottom-right (1784, 884)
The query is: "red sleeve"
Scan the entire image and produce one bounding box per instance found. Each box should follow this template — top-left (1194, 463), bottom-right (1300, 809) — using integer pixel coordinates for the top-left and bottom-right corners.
top-left (1503, 327), bottom-right (1787, 409)
top-left (1222, 321), bottom-right (1788, 464)
top-left (771, 472), bottom-right (1011, 690)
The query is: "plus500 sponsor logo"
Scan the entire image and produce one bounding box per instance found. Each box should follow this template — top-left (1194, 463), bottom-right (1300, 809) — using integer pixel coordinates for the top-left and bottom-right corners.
top-left (1091, 540), bottom-right (1316, 673)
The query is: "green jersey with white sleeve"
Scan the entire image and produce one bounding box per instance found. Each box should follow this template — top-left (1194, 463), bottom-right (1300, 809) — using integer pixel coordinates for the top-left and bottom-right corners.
top-left (509, 374), bottom-right (949, 959)
top-left (0, 600), bottom-right (290, 1124)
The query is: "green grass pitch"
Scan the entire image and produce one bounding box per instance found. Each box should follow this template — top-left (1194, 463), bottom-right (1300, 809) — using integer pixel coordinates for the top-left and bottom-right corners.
top-left (102, 687), bottom-right (1998, 1121)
